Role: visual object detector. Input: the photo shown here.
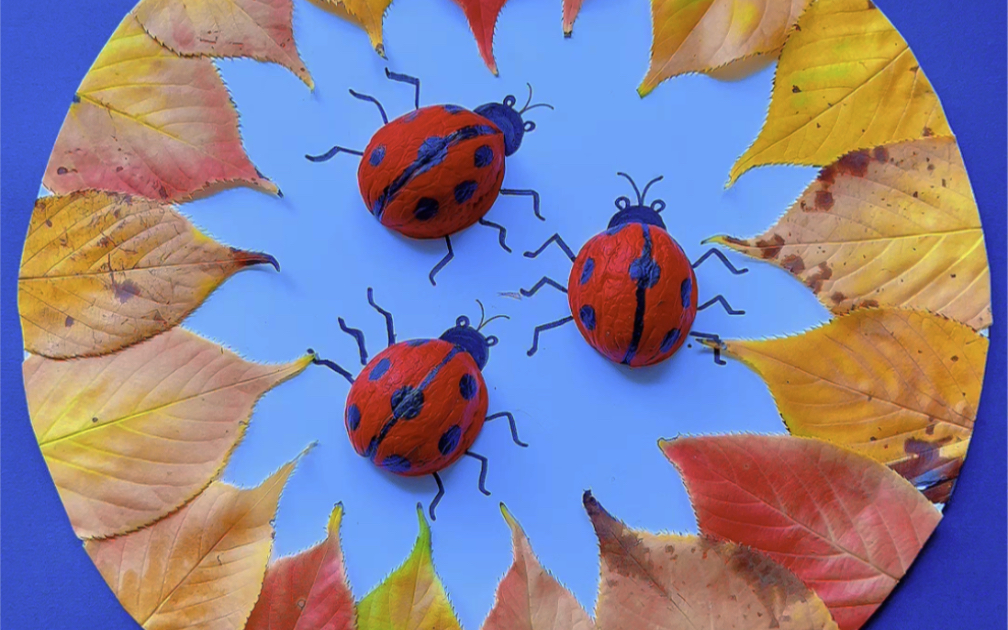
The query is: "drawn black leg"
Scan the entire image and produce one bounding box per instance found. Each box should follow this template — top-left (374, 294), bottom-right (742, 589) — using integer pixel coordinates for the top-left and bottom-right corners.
top-left (692, 248), bottom-right (748, 275)
top-left (367, 287), bottom-right (396, 347)
top-left (307, 348), bottom-right (356, 384)
top-left (348, 89), bottom-right (389, 124)
top-left (478, 218), bottom-right (512, 253)
top-left (521, 277), bottom-right (568, 297)
top-left (486, 412), bottom-right (528, 447)
top-left (429, 472), bottom-right (445, 521)
top-left (429, 236), bottom-right (454, 286)
top-left (305, 146), bottom-right (364, 162)
top-left (337, 318), bottom-right (368, 365)
top-left (698, 295), bottom-right (745, 316)
top-left (528, 316), bottom-right (574, 357)
top-left (385, 68), bottom-right (421, 110)
top-left (524, 233), bottom-right (576, 262)
top-left (500, 188), bottom-right (545, 221)
top-left (465, 451), bottom-right (491, 496)
top-left (689, 332), bottom-right (726, 366)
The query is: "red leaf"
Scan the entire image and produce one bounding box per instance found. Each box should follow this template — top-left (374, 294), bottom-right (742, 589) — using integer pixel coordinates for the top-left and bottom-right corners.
top-left (246, 504), bottom-right (355, 630)
top-left (452, 0), bottom-right (508, 75)
top-left (562, 0), bottom-right (584, 36)
top-left (661, 435), bottom-right (941, 630)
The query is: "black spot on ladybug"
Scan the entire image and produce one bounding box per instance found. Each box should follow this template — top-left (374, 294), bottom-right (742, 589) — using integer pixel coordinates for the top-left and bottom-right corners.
top-left (391, 386), bottom-right (424, 419)
top-left (443, 104), bottom-right (464, 114)
top-left (369, 145), bottom-right (386, 167)
top-left (454, 180), bottom-right (479, 204)
top-left (382, 454), bottom-right (412, 473)
top-left (369, 357), bottom-right (391, 381)
top-left (579, 305), bottom-right (597, 331)
top-left (439, 425), bottom-right (462, 456)
top-left (346, 404), bottom-right (361, 431)
top-left (459, 373), bottom-right (478, 400)
top-left (660, 328), bottom-right (681, 353)
top-left (414, 198), bottom-right (440, 221)
top-left (629, 256), bottom-right (661, 288)
top-left (474, 145), bottom-right (494, 168)
top-left (580, 258), bottom-right (595, 285)
top-left (680, 277), bottom-right (692, 309)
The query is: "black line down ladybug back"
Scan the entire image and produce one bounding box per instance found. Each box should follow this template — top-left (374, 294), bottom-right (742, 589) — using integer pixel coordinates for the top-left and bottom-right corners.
top-left (309, 289), bottom-right (526, 520)
top-left (307, 69), bottom-right (553, 285)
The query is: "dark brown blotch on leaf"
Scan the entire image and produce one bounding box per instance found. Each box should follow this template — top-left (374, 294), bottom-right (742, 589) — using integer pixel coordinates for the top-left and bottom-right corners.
top-left (755, 234), bottom-right (786, 260)
top-left (814, 189), bottom-right (835, 211)
top-left (113, 279), bottom-right (142, 303)
top-left (805, 263), bottom-right (833, 293)
top-left (781, 254), bottom-right (805, 275)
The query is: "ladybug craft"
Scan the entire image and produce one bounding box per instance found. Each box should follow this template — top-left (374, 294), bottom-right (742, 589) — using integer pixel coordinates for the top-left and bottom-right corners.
top-left (307, 69), bottom-right (552, 285)
top-left (310, 289), bottom-right (526, 520)
top-left (521, 173), bottom-right (747, 367)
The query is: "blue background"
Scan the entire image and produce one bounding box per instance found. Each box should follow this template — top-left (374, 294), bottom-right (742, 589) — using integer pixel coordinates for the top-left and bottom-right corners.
top-left (2, 0), bottom-right (1004, 628)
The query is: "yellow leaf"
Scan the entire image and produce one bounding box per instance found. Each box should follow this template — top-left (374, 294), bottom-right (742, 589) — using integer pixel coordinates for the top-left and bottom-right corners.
top-left (639, 0), bottom-right (812, 95)
top-left (44, 15), bottom-right (279, 202)
top-left (312, 0), bottom-right (392, 57)
top-left (85, 457), bottom-right (303, 630)
top-left (712, 138), bottom-right (992, 330)
top-left (712, 308), bottom-right (988, 504)
top-left (482, 505), bottom-right (594, 630)
top-left (728, 0), bottom-right (951, 185)
top-left (584, 492), bottom-right (839, 630)
top-left (19, 191), bottom-right (280, 359)
top-left (357, 505), bottom-right (461, 630)
top-left (133, 0), bottom-right (314, 88)
top-left (24, 328), bottom-right (312, 539)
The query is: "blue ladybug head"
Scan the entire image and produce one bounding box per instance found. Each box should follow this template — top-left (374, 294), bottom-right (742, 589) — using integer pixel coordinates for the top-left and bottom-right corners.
top-left (439, 302), bottom-right (508, 371)
top-left (475, 84), bottom-right (553, 157)
top-left (607, 172), bottom-right (668, 231)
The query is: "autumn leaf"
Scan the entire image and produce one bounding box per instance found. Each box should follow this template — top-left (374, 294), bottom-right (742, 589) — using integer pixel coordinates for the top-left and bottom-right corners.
top-left (18, 191), bottom-right (279, 359)
top-left (44, 15), bottom-right (280, 202)
top-left (712, 138), bottom-right (991, 330)
top-left (356, 504), bottom-right (461, 630)
top-left (312, 0), bottom-right (393, 57)
top-left (708, 308), bottom-right (987, 504)
top-left (584, 491), bottom-right (838, 630)
top-left (639, 0), bottom-right (812, 95)
top-left (662, 434), bottom-right (941, 630)
top-left (728, 0), bottom-right (951, 185)
top-left (562, 0), bottom-right (584, 36)
top-left (24, 328), bottom-right (312, 539)
top-left (133, 0), bottom-right (314, 88)
top-left (453, 0), bottom-right (508, 75)
top-left (482, 505), bottom-right (593, 630)
top-left (246, 504), bottom-right (356, 630)
top-left (85, 456), bottom-right (303, 630)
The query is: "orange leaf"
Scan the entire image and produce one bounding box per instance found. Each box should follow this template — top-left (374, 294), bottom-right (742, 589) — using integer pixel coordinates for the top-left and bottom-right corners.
top-left (313, 0), bottom-right (393, 58)
top-left (452, 0), bottom-right (508, 75)
top-left (661, 435), bottom-right (941, 630)
top-left (44, 15), bottom-right (279, 202)
top-left (85, 456), bottom-right (303, 629)
top-left (134, 0), bottom-right (314, 88)
top-left (19, 191), bottom-right (279, 359)
top-left (246, 504), bottom-right (356, 630)
top-left (25, 328), bottom-right (312, 539)
top-left (562, 0), bottom-right (584, 36)
top-left (584, 492), bottom-right (838, 630)
top-left (482, 505), bottom-right (593, 630)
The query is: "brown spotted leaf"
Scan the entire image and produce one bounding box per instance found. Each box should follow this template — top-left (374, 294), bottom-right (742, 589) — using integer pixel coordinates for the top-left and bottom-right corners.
top-left (246, 504), bottom-right (356, 630)
top-left (710, 307), bottom-right (987, 504)
top-left (585, 492), bottom-right (838, 630)
top-left (662, 435), bottom-right (942, 630)
top-left (713, 138), bottom-right (991, 330)
top-left (44, 15), bottom-right (279, 201)
top-left (482, 505), bottom-right (593, 630)
top-left (25, 328), bottom-right (312, 539)
top-left (19, 191), bottom-right (279, 359)
top-left (85, 457), bottom-right (303, 629)
top-left (134, 0), bottom-right (314, 88)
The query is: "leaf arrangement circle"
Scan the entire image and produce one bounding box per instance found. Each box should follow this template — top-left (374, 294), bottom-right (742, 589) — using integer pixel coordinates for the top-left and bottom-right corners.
top-left (18, 1), bottom-right (991, 630)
